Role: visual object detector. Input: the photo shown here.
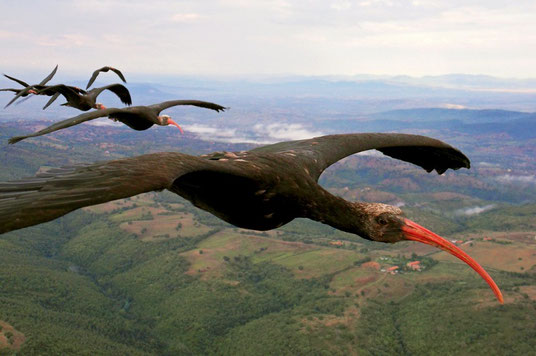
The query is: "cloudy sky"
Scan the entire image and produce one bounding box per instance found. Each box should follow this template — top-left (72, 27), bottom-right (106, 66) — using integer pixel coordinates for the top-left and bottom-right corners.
top-left (1, 0), bottom-right (536, 78)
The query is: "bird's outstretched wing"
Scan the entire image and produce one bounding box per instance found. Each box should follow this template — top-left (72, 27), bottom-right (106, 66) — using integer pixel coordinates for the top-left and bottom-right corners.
top-left (3, 74), bottom-right (30, 87)
top-left (88, 83), bottom-right (132, 105)
top-left (42, 92), bottom-right (61, 110)
top-left (148, 100), bottom-right (227, 115)
top-left (4, 88), bottom-right (30, 108)
top-left (8, 108), bottom-right (121, 144)
top-left (86, 66), bottom-right (127, 89)
top-left (38, 64), bottom-right (58, 86)
top-left (0, 152), bottom-right (208, 234)
top-left (39, 84), bottom-right (82, 103)
top-left (250, 133), bottom-right (470, 181)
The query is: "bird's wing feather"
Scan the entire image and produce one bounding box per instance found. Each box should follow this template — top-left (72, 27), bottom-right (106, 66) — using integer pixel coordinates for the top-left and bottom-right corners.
top-left (110, 67), bottom-right (127, 83)
top-left (39, 84), bottom-right (82, 103)
top-left (0, 152), bottom-right (208, 234)
top-left (89, 83), bottom-right (132, 105)
top-left (4, 86), bottom-right (32, 108)
top-left (86, 69), bottom-right (100, 89)
top-left (147, 100), bottom-right (227, 115)
top-left (3, 74), bottom-right (29, 87)
top-left (8, 108), bottom-right (121, 144)
top-left (250, 133), bottom-right (470, 180)
top-left (38, 65), bottom-right (58, 86)
top-left (42, 92), bottom-right (61, 110)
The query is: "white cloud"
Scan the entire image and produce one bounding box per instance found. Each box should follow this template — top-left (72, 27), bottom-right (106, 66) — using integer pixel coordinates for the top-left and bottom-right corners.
top-left (184, 124), bottom-right (258, 143)
top-left (36, 34), bottom-right (90, 48)
top-left (181, 123), bottom-right (322, 144)
top-left (330, 1), bottom-right (351, 11)
top-left (2, 1), bottom-right (536, 77)
top-left (440, 103), bottom-right (467, 109)
top-left (255, 123), bottom-right (323, 141)
top-left (0, 30), bottom-right (21, 40)
top-left (455, 204), bottom-right (496, 216)
top-left (171, 13), bottom-right (202, 23)
top-left (496, 174), bottom-right (536, 185)
top-left (185, 124), bottom-right (237, 137)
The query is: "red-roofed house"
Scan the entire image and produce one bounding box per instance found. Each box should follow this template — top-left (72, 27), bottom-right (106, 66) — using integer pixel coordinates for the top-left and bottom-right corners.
top-left (406, 261), bottom-right (421, 271)
top-left (386, 266), bottom-right (399, 274)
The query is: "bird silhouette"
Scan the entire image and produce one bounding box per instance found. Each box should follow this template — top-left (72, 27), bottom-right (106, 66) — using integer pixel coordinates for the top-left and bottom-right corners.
top-left (86, 66), bottom-right (126, 89)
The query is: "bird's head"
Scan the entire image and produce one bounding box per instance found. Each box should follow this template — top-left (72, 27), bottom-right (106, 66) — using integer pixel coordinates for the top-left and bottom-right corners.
top-left (95, 103), bottom-right (106, 110)
top-left (28, 89), bottom-right (37, 95)
top-left (158, 115), bottom-right (184, 134)
top-left (357, 202), bottom-right (503, 304)
top-left (358, 203), bottom-right (406, 243)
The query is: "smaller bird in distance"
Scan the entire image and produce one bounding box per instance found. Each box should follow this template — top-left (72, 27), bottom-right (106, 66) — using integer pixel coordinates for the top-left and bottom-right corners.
top-left (1, 74), bottom-right (40, 97)
top-left (2, 65), bottom-right (58, 108)
top-left (86, 66), bottom-right (126, 89)
top-left (8, 99), bottom-right (227, 144)
top-left (38, 83), bottom-right (132, 111)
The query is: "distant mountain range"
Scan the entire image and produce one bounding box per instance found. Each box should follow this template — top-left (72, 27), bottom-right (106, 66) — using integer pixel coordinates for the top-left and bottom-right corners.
top-left (320, 108), bottom-right (536, 140)
top-left (2, 73), bottom-right (536, 116)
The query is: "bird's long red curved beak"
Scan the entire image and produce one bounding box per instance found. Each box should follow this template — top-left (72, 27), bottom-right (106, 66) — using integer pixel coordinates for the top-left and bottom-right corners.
top-left (402, 218), bottom-right (503, 304)
top-left (167, 118), bottom-right (184, 134)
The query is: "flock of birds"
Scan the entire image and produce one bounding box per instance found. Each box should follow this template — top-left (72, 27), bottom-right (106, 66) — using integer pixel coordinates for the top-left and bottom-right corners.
top-left (1, 65), bottom-right (226, 144)
top-left (0, 66), bottom-right (503, 304)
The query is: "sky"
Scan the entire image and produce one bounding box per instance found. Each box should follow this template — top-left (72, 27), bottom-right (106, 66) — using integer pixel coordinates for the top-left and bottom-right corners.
top-left (1, 0), bottom-right (536, 78)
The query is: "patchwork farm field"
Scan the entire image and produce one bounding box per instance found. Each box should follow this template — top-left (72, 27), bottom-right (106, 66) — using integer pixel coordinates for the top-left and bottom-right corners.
top-left (80, 193), bottom-right (536, 310)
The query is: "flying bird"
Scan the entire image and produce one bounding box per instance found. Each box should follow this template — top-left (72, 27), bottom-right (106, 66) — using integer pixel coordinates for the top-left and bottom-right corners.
top-left (86, 66), bottom-right (126, 89)
top-left (3, 65), bottom-right (58, 108)
top-left (0, 133), bottom-right (503, 303)
top-left (39, 83), bottom-right (132, 111)
top-left (8, 99), bottom-right (227, 144)
top-left (1, 80), bottom-right (86, 107)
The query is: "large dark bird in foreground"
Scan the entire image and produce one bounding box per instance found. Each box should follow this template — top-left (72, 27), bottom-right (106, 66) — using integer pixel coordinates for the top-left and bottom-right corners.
top-left (2, 65), bottom-right (58, 108)
top-left (0, 133), bottom-right (503, 303)
top-left (86, 66), bottom-right (127, 89)
top-left (8, 99), bottom-right (227, 144)
top-left (39, 83), bottom-right (132, 111)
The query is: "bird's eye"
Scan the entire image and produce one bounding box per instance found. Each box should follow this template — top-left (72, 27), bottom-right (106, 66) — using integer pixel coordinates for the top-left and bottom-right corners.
top-left (377, 216), bottom-right (388, 226)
